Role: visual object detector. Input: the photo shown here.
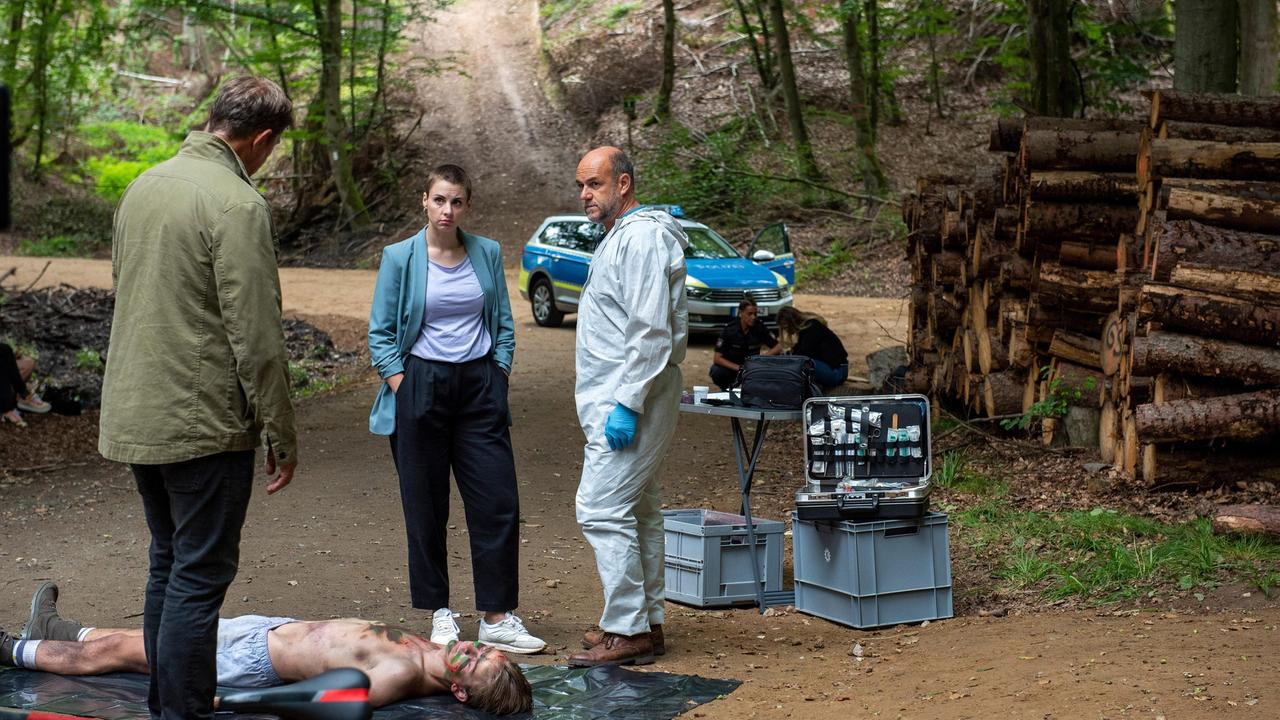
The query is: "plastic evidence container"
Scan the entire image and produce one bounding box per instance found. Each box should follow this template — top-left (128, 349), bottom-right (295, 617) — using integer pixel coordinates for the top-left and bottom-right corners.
top-left (662, 509), bottom-right (785, 607)
top-left (792, 511), bottom-right (953, 628)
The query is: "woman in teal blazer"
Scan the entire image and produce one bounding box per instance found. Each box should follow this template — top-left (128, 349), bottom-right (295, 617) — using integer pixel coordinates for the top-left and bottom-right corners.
top-left (367, 164), bottom-right (543, 655)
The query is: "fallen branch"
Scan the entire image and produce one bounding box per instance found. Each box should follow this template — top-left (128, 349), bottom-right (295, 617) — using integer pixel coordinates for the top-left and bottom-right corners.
top-left (20, 260), bottom-right (52, 292)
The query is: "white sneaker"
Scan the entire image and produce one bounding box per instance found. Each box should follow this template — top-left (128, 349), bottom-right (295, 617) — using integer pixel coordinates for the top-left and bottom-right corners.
top-left (430, 608), bottom-right (460, 645)
top-left (478, 612), bottom-right (546, 654)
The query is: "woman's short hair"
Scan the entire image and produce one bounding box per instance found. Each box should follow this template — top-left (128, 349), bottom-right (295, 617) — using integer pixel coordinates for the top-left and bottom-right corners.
top-left (464, 659), bottom-right (532, 715)
top-left (738, 297), bottom-right (758, 312)
top-left (206, 76), bottom-right (293, 139)
top-left (776, 306), bottom-right (827, 348)
top-left (425, 164), bottom-right (473, 201)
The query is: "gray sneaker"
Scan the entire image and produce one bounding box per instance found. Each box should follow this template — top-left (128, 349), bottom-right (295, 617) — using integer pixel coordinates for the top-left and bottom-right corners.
top-left (478, 613), bottom-right (546, 654)
top-left (20, 582), bottom-right (84, 642)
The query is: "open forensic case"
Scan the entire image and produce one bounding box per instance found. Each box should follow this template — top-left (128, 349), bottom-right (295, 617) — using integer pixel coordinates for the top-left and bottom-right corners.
top-left (795, 394), bottom-right (932, 521)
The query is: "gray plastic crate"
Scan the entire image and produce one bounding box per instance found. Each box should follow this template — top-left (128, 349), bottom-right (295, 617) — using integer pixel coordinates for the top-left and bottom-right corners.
top-left (663, 509), bottom-right (785, 607)
top-left (793, 511), bottom-right (953, 628)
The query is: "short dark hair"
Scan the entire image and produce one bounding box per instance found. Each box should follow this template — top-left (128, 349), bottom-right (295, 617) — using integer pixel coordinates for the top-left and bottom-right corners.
top-left (425, 164), bottom-right (473, 201)
top-left (207, 76), bottom-right (293, 139)
top-left (609, 149), bottom-right (635, 185)
top-left (738, 297), bottom-right (758, 312)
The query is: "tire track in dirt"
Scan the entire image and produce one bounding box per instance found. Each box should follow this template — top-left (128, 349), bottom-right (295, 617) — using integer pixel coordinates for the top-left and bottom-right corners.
top-left (404, 0), bottom-right (586, 252)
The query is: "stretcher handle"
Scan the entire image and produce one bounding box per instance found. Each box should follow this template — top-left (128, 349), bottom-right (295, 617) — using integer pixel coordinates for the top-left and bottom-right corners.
top-left (218, 667), bottom-right (372, 720)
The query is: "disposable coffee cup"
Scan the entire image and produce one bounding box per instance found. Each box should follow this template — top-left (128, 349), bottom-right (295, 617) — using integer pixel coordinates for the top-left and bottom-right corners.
top-left (693, 385), bottom-right (709, 403)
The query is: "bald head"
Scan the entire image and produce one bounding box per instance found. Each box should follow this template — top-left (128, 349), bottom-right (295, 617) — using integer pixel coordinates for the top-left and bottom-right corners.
top-left (576, 146), bottom-right (638, 230)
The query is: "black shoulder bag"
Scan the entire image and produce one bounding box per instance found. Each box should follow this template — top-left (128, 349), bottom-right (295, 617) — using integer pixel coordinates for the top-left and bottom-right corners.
top-left (735, 355), bottom-right (822, 410)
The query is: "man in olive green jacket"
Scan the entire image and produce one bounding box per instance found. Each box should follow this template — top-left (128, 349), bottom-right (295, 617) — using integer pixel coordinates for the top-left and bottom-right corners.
top-left (98, 76), bottom-right (298, 720)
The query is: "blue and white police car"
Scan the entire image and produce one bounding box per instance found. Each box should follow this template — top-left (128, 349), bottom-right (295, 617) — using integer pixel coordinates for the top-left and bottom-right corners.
top-left (518, 207), bottom-right (795, 332)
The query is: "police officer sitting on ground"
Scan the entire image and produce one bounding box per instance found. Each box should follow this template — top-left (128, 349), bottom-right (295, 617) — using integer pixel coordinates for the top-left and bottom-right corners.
top-left (708, 298), bottom-right (781, 390)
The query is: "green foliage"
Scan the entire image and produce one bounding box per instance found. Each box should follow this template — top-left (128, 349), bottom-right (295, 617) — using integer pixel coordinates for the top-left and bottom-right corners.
top-left (1001, 365), bottom-right (1096, 431)
top-left (287, 361), bottom-right (311, 389)
top-left (641, 121), bottom-right (769, 224)
top-left (17, 235), bottom-right (90, 257)
top-left (79, 121), bottom-right (181, 163)
top-left (601, 2), bottom-right (638, 28)
top-left (540, 0), bottom-right (593, 27)
top-left (75, 347), bottom-right (105, 373)
top-left (83, 157), bottom-right (152, 202)
top-left (956, 505), bottom-right (1280, 601)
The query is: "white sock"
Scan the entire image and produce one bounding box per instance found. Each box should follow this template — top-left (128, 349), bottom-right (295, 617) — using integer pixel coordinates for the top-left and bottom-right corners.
top-left (77, 627), bottom-right (95, 642)
top-left (14, 639), bottom-right (40, 669)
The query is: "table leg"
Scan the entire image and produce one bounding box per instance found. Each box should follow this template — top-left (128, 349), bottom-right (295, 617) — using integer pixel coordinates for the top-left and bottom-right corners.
top-left (731, 416), bottom-right (771, 612)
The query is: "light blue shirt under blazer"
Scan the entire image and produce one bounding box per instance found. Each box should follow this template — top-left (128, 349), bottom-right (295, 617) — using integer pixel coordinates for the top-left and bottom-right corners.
top-left (367, 228), bottom-right (515, 435)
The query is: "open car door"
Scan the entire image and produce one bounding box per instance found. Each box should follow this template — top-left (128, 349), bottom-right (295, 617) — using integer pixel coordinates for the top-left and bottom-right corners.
top-left (746, 223), bottom-right (795, 284)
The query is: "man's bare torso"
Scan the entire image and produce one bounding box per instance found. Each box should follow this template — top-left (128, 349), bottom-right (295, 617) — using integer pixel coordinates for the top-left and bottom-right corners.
top-left (265, 618), bottom-right (440, 706)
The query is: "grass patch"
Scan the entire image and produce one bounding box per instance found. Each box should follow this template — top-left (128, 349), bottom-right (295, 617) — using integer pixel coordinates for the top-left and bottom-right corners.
top-left (939, 453), bottom-right (1280, 601)
top-left (795, 241), bottom-right (854, 288)
top-left (539, 0), bottom-right (592, 27)
top-left (955, 503), bottom-right (1280, 602)
top-left (601, 2), bottom-right (638, 27)
top-left (17, 234), bottom-right (96, 257)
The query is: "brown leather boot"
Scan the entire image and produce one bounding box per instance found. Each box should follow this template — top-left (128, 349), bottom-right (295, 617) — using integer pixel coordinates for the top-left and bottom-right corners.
top-left (582, 624), bottom-right (665, 655)
top-left (568, 631), bottom-right (655, 667)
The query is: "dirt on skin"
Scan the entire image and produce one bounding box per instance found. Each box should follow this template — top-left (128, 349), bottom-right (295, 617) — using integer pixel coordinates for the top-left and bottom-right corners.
top-left (2, 256), bottom-right (1278, 720)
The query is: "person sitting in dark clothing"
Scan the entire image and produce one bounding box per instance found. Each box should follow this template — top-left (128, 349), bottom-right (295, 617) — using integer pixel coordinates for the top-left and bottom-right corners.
top-left (709, 298), bottom-right (782, 390)
top-left (1, 343), bottom-right (50, 427)
top-left (776, 306), bottom-right (849, 389)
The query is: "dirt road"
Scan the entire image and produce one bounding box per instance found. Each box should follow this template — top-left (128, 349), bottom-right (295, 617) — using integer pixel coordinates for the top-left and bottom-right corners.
top-left (3, 254), bottom-right (1278, 719)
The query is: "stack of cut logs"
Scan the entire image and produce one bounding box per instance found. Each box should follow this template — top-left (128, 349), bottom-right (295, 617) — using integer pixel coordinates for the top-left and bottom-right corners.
top-left (904, 90), bottom-right (1280, 486)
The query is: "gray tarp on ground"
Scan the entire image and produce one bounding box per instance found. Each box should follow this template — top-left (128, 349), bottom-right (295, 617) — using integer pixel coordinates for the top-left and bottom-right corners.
top-left (0, 665), bottom-right (739, 719)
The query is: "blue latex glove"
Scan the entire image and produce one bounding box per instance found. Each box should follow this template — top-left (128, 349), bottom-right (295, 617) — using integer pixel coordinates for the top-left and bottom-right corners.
top-left (604, 403), bottom-right (639, 451)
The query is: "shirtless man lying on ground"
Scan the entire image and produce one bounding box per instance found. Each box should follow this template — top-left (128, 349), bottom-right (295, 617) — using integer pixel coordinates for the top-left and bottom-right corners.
top-left (1, 583), bottom-right (531, 715)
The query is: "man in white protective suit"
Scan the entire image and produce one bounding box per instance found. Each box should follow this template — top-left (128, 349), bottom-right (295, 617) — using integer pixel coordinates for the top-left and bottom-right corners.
top-left (568, 147), bottom-right (688, 667)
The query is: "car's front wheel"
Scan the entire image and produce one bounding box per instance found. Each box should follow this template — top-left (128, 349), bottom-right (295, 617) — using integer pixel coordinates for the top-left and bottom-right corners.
top-left (530, 277), bottom-right (565, 327)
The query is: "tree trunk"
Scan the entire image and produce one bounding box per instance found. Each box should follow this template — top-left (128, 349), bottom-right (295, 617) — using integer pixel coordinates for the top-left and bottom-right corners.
top-left (1238, 0), bottom-right (1279, 97)
top-left (1161, 189), bottom-right (1280, 235)
top-left (1049, 329), bottom-right (1103, 370)
top-left (1027, 0), bottom-right (1080, 116)
top-left (1159, 121), bottom-right (1280, 143)
top-left (315, 0), bottom-right (371, 227)
top-left (1140, 139), bottom-right (1280, 185)
top-left (983, 370), bottom-right (1023, 417)
top-left (766, 0), bottom-right (818, 180)
top-left (1027, 299), bottom-right (1109, 335)
top-left (931, 251), bottom-right (963, 286)
top-left (1131, 330), bottom-right (1280, 385)
top-left (1170, 263), bottom-right (1280, 304)
top-left (1021, 129), bottom-right (1140, 171)
top-left (1034, 261), bottom-right (1123, 313)
top-left (1024, 201), bottom-right (1135, 241)
top-left (1027, 171), bottom-right (1139, 202)
top-left (841, 3), bottom-right (886, 197)
top-left (1058, 241), bottom-right (1118, 270)
top-left (865, 0), bottom-right (881, 134)
top-left (1212, 505), bottom-right (1280, 537)
top-left (978, 328), bottom-right (1009, 374)
top-left (752, 0), bottom-right (777, 91)
top-left (1150, 90), bottom-right (1280, 129)
top-left (1138, 283), bottom-right (1280, 347)
top-left (1135, 389), bottom-right (1280, 443)
top-left (1101, 311), bottom-right (1125, 376)
top-left (732, 0), bottom-right (773, 91)
top-left (1149, 219), bottom-right (1280, 281)
top-left (1158, 177), bottom-right (1280, 202)
top-left (1154, 373), bottom-right (1246, 402)
top-left (655, 0), bottom-right (675, 120)
top-left (1172, 0), bottom-right (1239, 93)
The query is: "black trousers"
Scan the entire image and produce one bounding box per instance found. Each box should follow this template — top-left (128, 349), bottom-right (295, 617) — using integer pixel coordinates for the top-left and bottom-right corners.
top-left (390, 354), bottom-right (520, 612)
top-left (0, 343), bottom-right (30, 414)
top-left (131, 450), bottom-right (254, 720)
top-left (709, 363), bottom-right (737, 391)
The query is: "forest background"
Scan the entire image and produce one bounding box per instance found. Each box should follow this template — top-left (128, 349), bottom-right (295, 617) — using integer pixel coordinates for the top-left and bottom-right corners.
top-left (0, 0), bottom-right (1275, 294)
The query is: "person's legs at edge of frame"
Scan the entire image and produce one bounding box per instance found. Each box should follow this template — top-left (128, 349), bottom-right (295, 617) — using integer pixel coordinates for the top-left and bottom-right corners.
top-left (132, 450), bottom-right (254, 720)
top-left (571, 365), bottom-right (682, 666)
top-left (812, 359), bottom-right (849, 390)
top-left (708, 364), bottom-right (736, 391)
top-left (389, 355), bottom-right (461, 644)
top-left (450, 358), bottom-right (544, 653)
